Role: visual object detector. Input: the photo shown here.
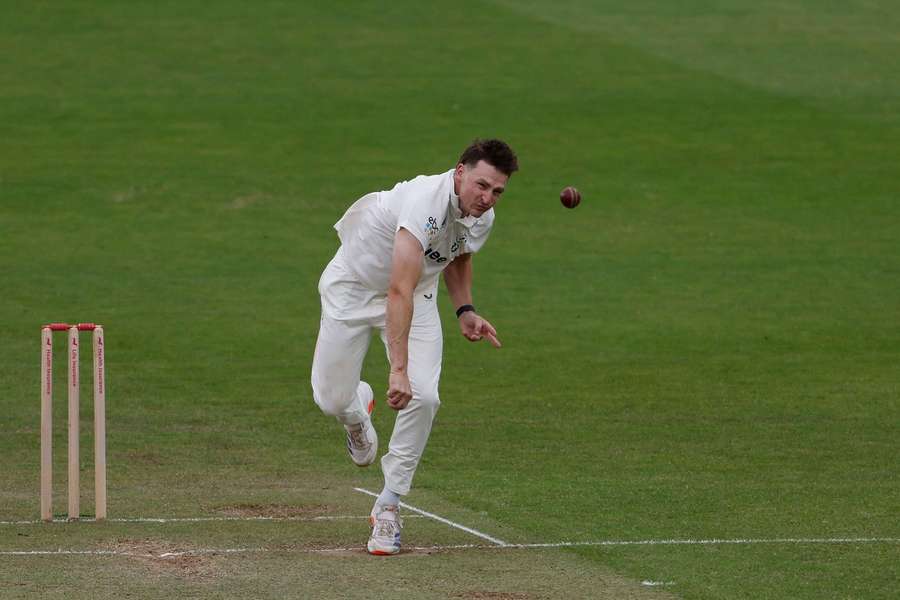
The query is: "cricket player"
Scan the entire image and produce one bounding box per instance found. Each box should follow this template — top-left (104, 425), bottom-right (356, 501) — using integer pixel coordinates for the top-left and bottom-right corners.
top-left (311, 139), bottom-right (518, 555)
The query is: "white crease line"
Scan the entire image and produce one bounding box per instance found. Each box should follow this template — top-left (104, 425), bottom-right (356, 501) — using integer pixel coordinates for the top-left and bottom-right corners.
top-left (511, 537), bottom-right (900, 548)
top-left (411, 538), bottom-right (900, 550)
top-left (0, 515), bottom-right (423, 525)
top-left (157, 548), bottom-right (260, 558)
top-left (354, 487), bottom-right (509, 546)
top-left (1, 538), bottom-right (897, 558)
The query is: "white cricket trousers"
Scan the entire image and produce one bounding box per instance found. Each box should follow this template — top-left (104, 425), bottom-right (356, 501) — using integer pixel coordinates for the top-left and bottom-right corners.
top-left (311, 248), bottom-right (442, 496)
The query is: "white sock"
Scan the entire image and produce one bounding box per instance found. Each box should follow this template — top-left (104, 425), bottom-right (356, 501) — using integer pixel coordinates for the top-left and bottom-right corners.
top-left (377, 487), bottom-right (401, 507)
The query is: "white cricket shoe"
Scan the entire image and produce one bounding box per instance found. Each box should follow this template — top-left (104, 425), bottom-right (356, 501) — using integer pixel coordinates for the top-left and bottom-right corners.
top-left (345, 382), bottom-right (377, 467)
top-left (367, 503), bottom-right (402, 555)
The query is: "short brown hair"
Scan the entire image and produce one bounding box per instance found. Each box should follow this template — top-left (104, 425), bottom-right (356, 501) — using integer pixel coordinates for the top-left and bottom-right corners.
top-left (458, 139), bottom-right (519, 176)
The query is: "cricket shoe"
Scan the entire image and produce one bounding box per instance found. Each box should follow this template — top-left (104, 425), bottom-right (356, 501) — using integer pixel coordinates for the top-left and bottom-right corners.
top-left (345, 382), bottom-right (377, 467)
top-left (367, 503), bottom-right (402, 555)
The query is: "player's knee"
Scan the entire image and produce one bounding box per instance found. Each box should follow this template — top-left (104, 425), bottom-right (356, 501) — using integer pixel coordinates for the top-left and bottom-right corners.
top-left (311, 379), bottom-right (351, 417)
top-left (416, 391), bottom-right (441, 413)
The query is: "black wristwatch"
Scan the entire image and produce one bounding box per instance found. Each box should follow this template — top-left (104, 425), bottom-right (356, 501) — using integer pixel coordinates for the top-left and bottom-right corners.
top-left (455, 304), bottom-right (476, 318)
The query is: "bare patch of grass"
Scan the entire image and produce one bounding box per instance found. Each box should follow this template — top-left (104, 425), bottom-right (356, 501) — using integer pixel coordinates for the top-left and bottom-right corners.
top-left (109, 538), bottom-right (225, 581)
top-left (229, 193), bottom-right (265, 209)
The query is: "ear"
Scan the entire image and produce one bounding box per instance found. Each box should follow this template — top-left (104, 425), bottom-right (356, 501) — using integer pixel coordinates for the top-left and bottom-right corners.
top-left (455, 163), bottom-right (467, 177)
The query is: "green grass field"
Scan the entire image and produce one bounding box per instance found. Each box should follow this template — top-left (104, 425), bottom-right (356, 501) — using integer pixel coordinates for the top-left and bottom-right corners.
top-left (1, 1), bottom-right (898, 598)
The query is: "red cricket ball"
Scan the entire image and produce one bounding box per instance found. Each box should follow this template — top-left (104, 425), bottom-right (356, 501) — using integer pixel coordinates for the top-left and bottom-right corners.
top-left (560, 186), bottom-right (581, 209)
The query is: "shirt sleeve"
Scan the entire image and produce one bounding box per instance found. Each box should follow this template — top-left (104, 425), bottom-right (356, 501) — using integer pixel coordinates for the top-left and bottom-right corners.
top-left (394, 181), bottom-right (440, 251)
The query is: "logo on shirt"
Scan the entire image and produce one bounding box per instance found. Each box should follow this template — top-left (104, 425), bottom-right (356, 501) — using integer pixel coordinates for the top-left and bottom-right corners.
top-left (424, 246), bottom-right (448, 263)
top-left (424, 216), bottom-right (439, 241)
top-left (450, 235), bottom-right (467, 254)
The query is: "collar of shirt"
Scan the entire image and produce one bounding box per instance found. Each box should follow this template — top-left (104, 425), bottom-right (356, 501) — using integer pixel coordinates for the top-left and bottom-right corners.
top-left (448, 170), bottom-right (478, 227)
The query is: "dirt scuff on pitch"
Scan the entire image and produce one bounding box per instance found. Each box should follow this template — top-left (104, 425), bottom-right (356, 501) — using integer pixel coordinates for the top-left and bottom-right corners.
top-left (110, 539), bottom-right (225, 581)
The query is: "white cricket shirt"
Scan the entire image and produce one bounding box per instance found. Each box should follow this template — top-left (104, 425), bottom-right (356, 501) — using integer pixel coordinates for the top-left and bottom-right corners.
top-left (333, 169), bottom-right (493, 296)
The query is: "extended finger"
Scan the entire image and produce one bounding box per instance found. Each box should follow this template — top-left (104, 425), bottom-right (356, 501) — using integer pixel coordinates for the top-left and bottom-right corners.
top-left (485, 330), bottom-right (502, 348)
top-left (481, 321), bottom-right (498, 337)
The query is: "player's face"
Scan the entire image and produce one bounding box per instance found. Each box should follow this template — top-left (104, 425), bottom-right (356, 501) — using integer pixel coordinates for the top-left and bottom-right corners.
top-left (454, 160), bottom-right (509, 218)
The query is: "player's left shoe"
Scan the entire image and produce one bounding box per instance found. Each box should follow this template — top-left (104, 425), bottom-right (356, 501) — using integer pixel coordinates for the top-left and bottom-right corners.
top-left (367, 503), bottom-right (402, 555)
top-left (345, 382), bottom-right (377, 467)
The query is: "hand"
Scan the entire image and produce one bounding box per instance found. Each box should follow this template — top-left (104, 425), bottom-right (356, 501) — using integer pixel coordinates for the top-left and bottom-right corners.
top-left (387, 370), bottom-right (412, 411)
top-left (458, 312), bottom-right (502, 348)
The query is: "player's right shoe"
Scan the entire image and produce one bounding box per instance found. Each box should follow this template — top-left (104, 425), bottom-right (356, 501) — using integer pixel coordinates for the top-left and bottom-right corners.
top-left (367, 503), bottom-right (402, 555)
top-left (345, 382), bottom-right (377, 467)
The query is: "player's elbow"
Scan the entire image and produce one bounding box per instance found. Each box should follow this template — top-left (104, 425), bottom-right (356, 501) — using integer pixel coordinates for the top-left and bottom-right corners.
top-left (387, 282), bottom-right (414, 304)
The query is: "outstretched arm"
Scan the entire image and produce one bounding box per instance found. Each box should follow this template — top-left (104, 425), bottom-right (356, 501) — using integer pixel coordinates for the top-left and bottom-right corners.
top-left (385, 228), bottom-right (423, 410)
top-left (443, 253), bottom-right (501, 348)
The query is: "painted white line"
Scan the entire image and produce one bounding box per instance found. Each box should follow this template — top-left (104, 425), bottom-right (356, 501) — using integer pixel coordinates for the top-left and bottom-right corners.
top-left (1, 550), bottom-right (126, 557)
top-left (0, 515), bottom-right (423, 526)
top-left (642, 581), bottom-right (675, 587)
top-left (157, 548), bottom-right (260, 558)
top-left (0, 548), bottom-right (266, 558)
top-left (0, 547), bottom-right (360, 558)
top-left (407, 537), bottom-right (900, 550)
top-left (509, 537), bottom-right (900, 548)
top-left (1, 537), bottom-right (897, 558)
top-left (354, 487), bottom-right (509, 546)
